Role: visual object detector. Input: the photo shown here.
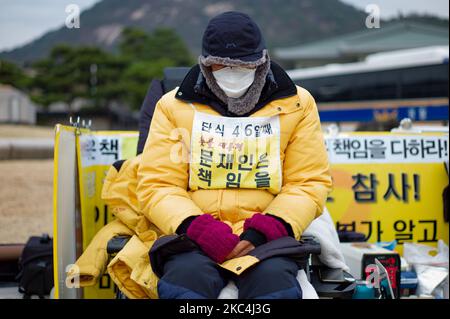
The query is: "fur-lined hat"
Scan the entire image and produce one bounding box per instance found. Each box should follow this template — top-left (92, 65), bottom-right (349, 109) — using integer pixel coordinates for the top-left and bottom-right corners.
top-left (199, 11), bottom-right (271, 115)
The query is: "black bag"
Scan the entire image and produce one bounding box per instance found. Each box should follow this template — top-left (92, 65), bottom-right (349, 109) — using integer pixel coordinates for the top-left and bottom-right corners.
top-left (16, 234), bottom-right (54, 299)
top-left (338, 230), bottom-right (367, 243)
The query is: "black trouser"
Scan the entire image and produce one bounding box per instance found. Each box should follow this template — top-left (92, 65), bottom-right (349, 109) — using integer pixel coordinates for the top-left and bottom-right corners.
top-left (157, 250), bottom-right (302, 299)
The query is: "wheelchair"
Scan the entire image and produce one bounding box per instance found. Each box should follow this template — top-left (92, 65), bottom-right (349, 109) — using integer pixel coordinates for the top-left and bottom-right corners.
top-left (104, 67), bottom-right (357, 299)
top-left (106, 234), bottom-right (356, 299)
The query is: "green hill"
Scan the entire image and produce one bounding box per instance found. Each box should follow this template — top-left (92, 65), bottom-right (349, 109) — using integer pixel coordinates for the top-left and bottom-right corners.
top-left (0, 0), bottom-right (447, 65)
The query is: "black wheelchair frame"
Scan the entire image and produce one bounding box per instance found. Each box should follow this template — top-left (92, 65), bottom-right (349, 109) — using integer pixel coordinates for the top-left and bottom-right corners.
top-left (106, 234), bottom-right (356, 299)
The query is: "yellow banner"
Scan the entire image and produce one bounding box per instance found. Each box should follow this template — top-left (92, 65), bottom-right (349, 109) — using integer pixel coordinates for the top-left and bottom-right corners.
top-left (76, 131), bottom-right (138, 298)
top-left (325, 133), bottom-right (449, 255)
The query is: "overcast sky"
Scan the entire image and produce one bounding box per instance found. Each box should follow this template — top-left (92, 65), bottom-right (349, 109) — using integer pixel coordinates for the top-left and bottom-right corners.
top-left (0, 0), bottom-right (448, 52)
top-left (0, 0), bottom-right (100, 51)
top-left (341, 0), bottom-right (449, 19)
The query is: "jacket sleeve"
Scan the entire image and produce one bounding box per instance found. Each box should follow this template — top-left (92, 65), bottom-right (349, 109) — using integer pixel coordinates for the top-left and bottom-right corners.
top-left (136, 97), bottom-right (203, 235)
top-left (67, 219), bottom-right (134, 287)
top-left (263, 89), bottom-right (333, 240)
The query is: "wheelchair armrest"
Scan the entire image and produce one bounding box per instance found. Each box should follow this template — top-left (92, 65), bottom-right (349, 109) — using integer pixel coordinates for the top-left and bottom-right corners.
top-left (107, 235), bottom-right (131, 255)
top-left (300, 236), bottom-right (356, 298)
top-left (309, 266), bottom-right (356, 299)
top-left (298, 235), bottom-right (321, 255)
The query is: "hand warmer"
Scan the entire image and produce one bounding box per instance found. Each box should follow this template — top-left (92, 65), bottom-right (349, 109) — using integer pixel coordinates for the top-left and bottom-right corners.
top-left (187, 214), bottom-right (239, 263)
top-left (243, 213), bottom-right (288, 242)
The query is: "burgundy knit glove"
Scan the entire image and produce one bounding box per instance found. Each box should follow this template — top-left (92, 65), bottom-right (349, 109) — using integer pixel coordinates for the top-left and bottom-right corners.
top-left (244, 213), bottom-right (288, 242)
top-left (187, 214), bottom-right (240, 263)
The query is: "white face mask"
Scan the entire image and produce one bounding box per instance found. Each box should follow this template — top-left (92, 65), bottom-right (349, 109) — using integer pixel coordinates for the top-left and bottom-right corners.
top-left (212, 66), bottom-right (256, 99)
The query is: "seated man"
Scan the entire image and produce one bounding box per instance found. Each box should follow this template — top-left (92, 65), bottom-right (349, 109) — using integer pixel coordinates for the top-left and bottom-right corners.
top-left (136, 11), bottom-right (332, 299)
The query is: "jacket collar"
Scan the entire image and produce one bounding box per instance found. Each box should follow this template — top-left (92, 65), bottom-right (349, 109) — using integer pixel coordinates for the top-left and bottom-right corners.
top-left (175, 61), bottom-right (298, 117)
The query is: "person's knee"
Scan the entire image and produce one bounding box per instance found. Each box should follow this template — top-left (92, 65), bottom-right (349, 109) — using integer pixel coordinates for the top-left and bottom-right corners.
top-left (163, 251), bottom-right (211, 279)
top-left (237, 257), bottom-right (301, 299)
top-left (243, 257), bottom-right (298, 281)
top-left (158, 251), bottom-right (227, 299)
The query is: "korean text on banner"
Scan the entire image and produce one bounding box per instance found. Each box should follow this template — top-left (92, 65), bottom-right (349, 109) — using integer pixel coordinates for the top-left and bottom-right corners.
top-left (325, 133), bottom-right (449, 255)
top-left (189, 112), bottom-right (282, 194)
top-left (76, 131), bottom-right (138, 298)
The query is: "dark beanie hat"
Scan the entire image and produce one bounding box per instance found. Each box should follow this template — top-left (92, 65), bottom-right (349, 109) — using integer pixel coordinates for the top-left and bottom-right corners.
top-left (201, 11), bottom-right (267, 63)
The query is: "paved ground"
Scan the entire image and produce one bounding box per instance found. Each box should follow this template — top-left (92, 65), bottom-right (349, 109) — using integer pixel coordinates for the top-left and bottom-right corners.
top-left (0, 125), bottom-right (54, 139)
top-left (0, 284), bottom-right (22, 299)
top-left (0, 283), bottom-right (51, 299)
top-left (0, 159), bottom-right (53, 244)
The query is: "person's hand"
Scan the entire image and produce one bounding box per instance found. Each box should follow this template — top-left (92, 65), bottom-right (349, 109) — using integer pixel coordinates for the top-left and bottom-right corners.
top-left (225, 240), bottom-right (255, 260)
top-left (244, 213), bottom-right (288, 242)
top-left (187, 214), bottom-right (239, 263)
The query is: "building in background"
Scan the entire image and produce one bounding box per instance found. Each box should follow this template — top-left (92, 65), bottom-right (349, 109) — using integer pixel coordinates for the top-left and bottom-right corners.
top-left (287, 46), bottom-right (449, 131)
top-left (275, 22), bottom-right (449, 68)
top-left (0, 84), bottom-right (37, 124)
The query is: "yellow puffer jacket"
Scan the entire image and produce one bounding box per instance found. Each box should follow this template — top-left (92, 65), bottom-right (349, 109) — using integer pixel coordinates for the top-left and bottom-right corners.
top-left (69, 84), bottom-right (332, 299)
top-left (137, 85), bottom-right (332, 240)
